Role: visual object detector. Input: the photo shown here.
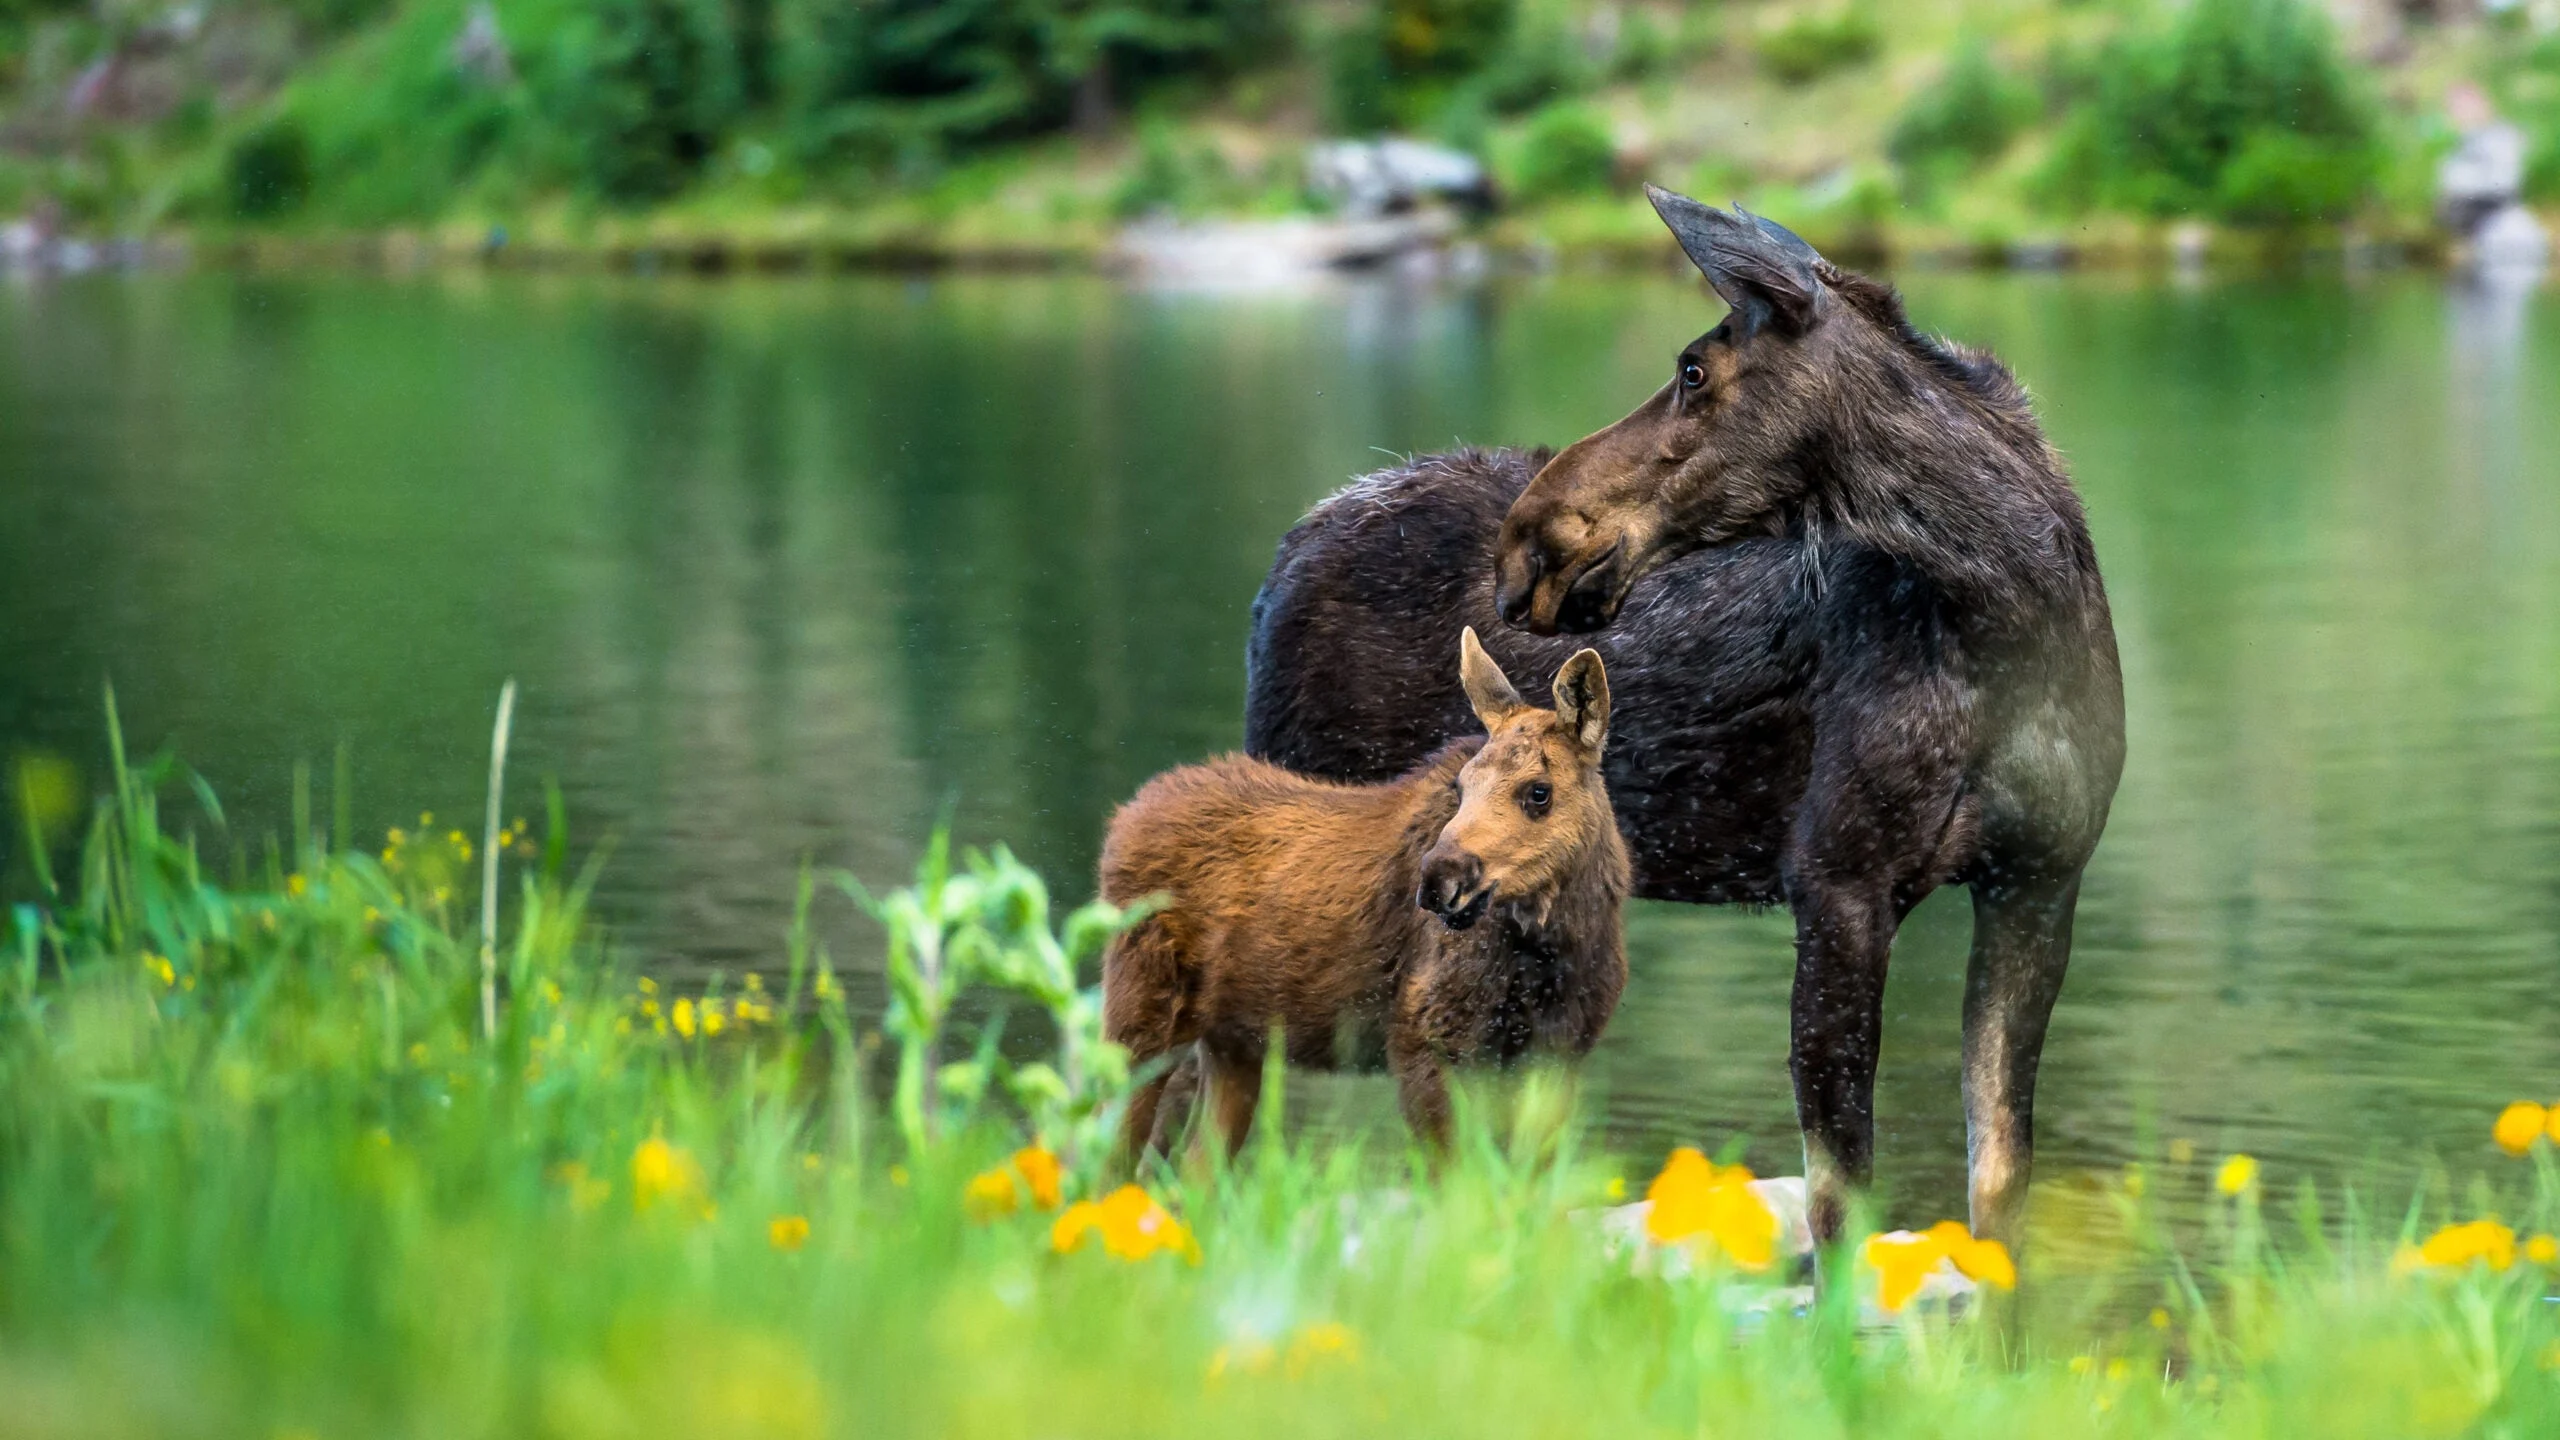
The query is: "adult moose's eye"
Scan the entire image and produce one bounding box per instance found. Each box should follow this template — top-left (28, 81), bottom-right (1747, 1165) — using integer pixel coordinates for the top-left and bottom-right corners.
top-left (1520, 780), bottom-right (1552, 817)
top-left (1679, 360), bottom-right (1706, 390)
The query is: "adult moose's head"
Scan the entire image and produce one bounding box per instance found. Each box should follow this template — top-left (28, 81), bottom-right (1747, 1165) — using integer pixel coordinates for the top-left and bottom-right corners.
top-left (1493, 184), bottom-right (2046, 635)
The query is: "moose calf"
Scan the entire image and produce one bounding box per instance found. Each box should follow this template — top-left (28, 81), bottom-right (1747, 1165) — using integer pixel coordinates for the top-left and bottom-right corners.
top-left (1100, 629), bottom-right (1630, 1156)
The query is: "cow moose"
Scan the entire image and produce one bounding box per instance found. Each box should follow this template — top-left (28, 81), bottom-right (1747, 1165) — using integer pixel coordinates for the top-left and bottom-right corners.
top-left (1245, 186), bottom-right (2126, 1250)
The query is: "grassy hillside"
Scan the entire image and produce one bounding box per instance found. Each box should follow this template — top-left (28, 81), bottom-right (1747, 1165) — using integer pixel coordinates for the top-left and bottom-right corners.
top-left (2, 0), bottom-right (2555, 265)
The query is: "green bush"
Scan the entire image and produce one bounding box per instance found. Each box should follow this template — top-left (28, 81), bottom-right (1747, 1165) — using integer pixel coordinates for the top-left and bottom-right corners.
top-left (2040, 0), bottom-right (2380, 223)
top-left (1889, 40), bottom-right (2036, 176)
top-left (1757, 4), bottom-right (1879, 86)
top-left (1510, 102), bottom-right (1614, 201)
top-left (226, 117), bottom-right (314, 219)
top-left (2214, 129), bottom-right (2377, 223)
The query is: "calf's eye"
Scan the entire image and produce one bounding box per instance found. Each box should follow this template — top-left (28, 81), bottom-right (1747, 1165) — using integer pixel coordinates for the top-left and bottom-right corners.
top-left (1679, 361), bottom-right (1706, 389)
top-left (1520, 780), bottom-right (1552, 816)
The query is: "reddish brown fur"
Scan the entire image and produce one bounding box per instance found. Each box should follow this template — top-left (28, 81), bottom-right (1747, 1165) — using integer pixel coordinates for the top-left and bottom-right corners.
top-left (1100, 637), bottom-right (1630, 1156)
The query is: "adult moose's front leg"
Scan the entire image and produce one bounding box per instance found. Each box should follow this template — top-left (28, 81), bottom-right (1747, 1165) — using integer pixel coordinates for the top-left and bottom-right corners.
top-left (1961, 870), bottom-right (2081, 1251)
top-left (1786, 874), bottom-right (1901, 1246)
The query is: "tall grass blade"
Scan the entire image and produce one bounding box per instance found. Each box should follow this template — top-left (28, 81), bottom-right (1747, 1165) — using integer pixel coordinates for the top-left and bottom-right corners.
top-left (479, 679), bottom-right (517, 1040)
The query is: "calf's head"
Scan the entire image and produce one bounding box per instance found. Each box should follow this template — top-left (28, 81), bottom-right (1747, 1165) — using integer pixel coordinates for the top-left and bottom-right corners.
top-left (1496, 185), bottom-right (1853, 635)
top-left (1419, 628), bottom-right (1613, 931)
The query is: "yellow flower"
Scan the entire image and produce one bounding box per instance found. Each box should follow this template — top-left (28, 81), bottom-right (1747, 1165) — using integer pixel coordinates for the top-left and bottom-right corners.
top-left (671, 998), bottom-right (697, 1039)
top-left (2148, 1307), bottom-right (2171, 1331)
top-left (419, 812), bottom-right (434, 827)
top-left (285, 872), bottom-right (308, 897)
top-left (1642, 1147), bottom-right (1778, 1270)
top-left (637, 976), bottom-right (658, 995)
top-left (1206, 1339), bottom-right (1276, 1382)
top-left (768, 1214), bottom-right (811, 1252)
top-left (2394, 1219), bottom-right (2518, 1275)
top-left (631, 1137), bottom-right (703, 1211)
top-left (386, 827), bottom-right (406, 846)
top-left (2166, 1137), bottom-right (2196, 1165)
top-left (2494, 1101), bottom-right (2549, 1157)
top-left (888, 1165), bottom-right (910, 1188)
top-left (141, 952), bottom-right (175, 987)
top-left (1284, 1321), bottom-right (1358, 1378)
top-left (1603, 1176), bottom-right (1627, 1202)
top-left (801, 1152), bottom-right (823, 1172)
top-left (1051, 1184), bottom-right (1198, 1263)
top-left (701, 999), bottom-right (727, 1037)
top-left (2527, 1233), bottom-right (2559, 1267)
top-left (2215, 1154), bottom-right (2258, 1195)
top-left (965, 1166), bottom-right (1023, 1221)
top-left (1861, 1230), bottom-right (1947, 1314)
top-left (555, 1161), bottom-right (611, 1214)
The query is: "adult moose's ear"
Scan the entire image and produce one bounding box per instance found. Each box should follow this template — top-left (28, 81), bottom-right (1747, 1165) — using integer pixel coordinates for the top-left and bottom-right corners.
top-left (1458, 626), bottom-right (1526, 729)
top-left (1551, 649), bottom-right (1610, 755)
top-left (1643, 184), bottom-right (1825, 335)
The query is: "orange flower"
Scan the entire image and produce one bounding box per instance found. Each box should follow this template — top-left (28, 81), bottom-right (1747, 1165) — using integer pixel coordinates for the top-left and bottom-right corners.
top-left (1924, 1219), bottom-right (2017, 1290)
top-left (1012, 1146), bottom-right (1064, 1210)
top-left (768, 1214), bottom-right (811, 1252)
top-left (2494, 1101), bottom-right (2549, 1157)
top-left (964, 1145), bottom-right (1068, 1222)
top-left (1051, 1184), bottom-right (1198, 1263)
top-left (1642, 1147), bottom-right (1779, 1271)
top-left (1860, 1220), bottom-right (2014, 1313)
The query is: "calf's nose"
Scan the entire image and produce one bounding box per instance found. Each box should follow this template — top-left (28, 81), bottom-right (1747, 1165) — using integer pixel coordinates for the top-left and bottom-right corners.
top-left (1417, 849), bottom-right (1487, 925)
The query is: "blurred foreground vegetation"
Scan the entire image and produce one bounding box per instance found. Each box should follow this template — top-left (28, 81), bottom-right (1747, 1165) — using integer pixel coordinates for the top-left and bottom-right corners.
top-left (6, 709), bottom-right (2560, 1437)
top-left (0, 0), bottom-right (2556, 262)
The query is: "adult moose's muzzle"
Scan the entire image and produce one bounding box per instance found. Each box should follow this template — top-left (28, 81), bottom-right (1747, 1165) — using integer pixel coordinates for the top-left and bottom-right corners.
top-left (1494, 490), bottom-right (1639, 636)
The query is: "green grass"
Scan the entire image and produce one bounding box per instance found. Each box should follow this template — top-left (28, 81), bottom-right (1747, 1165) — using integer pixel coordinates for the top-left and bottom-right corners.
top-left (7, 707), bottom-right (2560, 1438)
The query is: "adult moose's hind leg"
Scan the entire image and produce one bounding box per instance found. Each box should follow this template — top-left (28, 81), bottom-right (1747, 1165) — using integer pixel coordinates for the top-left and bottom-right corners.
top-left (1961, 871), bottom-right (2081, 1251)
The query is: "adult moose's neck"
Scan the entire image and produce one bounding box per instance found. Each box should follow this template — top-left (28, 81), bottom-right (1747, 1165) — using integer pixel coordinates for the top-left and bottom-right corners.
top-left (1796, 328), bottom-right (2099, 627)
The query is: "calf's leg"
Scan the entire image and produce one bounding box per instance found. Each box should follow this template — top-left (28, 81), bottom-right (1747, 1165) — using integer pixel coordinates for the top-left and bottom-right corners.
top-left (1387, 1028), bottom-right (1454, 1153)
top-left (1200, 1039), bottom-right (1264, 1158)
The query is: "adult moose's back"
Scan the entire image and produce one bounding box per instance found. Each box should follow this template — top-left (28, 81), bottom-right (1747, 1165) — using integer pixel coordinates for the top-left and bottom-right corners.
top-left (1245, 186), bottom-right (2124, 1252)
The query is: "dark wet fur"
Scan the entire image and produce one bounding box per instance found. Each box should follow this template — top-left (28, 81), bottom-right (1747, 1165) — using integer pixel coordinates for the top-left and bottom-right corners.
top-left (1245, 252), bottom-right (2126, 1249)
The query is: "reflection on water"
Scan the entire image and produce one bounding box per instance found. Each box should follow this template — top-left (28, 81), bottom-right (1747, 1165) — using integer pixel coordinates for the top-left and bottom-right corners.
top-left (3, 268), bottom-right (2557, 1217)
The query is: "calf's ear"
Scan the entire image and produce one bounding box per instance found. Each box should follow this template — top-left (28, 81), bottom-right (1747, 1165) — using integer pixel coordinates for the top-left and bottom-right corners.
top-left (1552, 649), bottom-right (1610, 754)
top-left (1458, 626), bottom-right (1525, 729)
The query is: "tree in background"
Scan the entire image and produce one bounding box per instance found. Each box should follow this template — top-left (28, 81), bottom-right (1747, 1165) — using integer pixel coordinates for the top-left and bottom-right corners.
top-left (564, 0), bottom-right (740, 202)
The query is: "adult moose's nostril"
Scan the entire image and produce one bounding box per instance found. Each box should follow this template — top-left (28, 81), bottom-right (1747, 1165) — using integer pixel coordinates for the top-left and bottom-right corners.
top-left (1496, 548), bottom-right (1545, 628)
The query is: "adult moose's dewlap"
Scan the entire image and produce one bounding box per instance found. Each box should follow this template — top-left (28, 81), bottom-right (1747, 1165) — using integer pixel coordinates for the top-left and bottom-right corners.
top-left (1246, 186), bottom-right (2125, 1258)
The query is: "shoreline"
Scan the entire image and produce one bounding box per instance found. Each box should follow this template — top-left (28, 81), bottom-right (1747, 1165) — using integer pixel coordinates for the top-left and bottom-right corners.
top-left (17, 207), bottom-right (2505, 281)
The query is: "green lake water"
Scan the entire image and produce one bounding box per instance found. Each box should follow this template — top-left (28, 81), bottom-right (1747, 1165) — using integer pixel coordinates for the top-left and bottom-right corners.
top-left (4, 267), bottom-right (2557, 1218)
